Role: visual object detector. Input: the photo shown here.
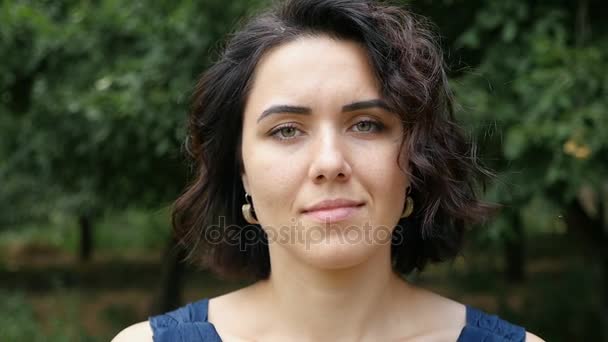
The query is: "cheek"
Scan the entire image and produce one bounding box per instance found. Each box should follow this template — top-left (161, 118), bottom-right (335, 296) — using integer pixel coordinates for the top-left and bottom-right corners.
top-left (245, 145), bottom-right (305, 220)
top-left (353, 143), bottom-right (408, 213)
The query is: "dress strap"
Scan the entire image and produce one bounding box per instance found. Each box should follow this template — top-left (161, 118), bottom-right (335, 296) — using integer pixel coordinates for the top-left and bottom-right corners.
top-left (149, 298), bottom-right (222, 342)
top-left (457, 305), bottom-right (526, 341)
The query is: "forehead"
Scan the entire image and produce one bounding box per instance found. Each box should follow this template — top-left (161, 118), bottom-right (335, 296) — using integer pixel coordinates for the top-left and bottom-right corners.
top-left (245, 35), bottom-right (381, 111)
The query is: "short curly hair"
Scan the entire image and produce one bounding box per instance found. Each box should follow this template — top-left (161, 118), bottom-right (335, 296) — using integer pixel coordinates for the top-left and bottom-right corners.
top-left (172, 0), bottom-right (495, 280)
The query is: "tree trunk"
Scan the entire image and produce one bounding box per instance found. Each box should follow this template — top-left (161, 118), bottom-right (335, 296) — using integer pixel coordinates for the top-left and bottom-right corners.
top-left (150, 236), bottom-right (186, 315)
top-left (78, 215), bottom-right (93, 262)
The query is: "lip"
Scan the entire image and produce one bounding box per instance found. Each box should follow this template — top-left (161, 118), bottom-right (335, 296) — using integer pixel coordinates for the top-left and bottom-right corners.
top-left (301, 198), bottom-right (365, 213)
top-left (301, 199), bottom-right (365, 223)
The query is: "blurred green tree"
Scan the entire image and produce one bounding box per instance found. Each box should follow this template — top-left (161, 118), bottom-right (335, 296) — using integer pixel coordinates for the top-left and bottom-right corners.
top-left (434, 0), bottom-right (607, 335)
top-left (0, 0), bottom-right (268, 312)
top-left (453, 0), bottom-right (606, 270)
top-left (1, 1), bottom-right (606, 333)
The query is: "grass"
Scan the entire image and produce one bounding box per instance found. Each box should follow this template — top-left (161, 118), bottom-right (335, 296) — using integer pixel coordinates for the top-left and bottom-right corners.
top-left (0, 207), bottom-right (170, 260)
top-left (0, 288), bottom-right (95, 342)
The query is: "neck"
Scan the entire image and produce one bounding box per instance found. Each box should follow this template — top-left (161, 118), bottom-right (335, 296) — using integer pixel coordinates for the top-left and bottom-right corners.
top-left (255, 242), bottom-right (412, 341)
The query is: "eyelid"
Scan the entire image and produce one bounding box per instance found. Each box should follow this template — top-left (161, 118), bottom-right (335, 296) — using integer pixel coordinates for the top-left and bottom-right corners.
top-left (351, 118), bottom-right (385, 134)
top-left (268, 122), bottom-right (303, 140)
top-left (269, 117), bottom-right (385, 141)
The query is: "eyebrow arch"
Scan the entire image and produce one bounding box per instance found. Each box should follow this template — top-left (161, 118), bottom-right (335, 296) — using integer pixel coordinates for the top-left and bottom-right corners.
top-left (256, 99), bottom-right (391, 123)
top-left (257, 105), bottom-right (311, 123)
top-left (342, 99), bottom-right (391, 112)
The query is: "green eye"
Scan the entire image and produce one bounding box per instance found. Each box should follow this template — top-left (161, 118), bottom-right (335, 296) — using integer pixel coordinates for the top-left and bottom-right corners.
top-left (270, 124), bottom-right (301, 140)
top-left (356, 121), bottom-right (372, 131)
top-left (353, 120), bottom-right (384, 133)
top-left (279, 126), bottom-right (297, 138)
top-left (269, 119), bottom-right (385, 142)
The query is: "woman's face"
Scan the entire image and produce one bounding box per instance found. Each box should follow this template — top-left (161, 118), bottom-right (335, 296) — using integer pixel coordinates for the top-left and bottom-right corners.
top-left (240, 35), bottom-right (410, 270)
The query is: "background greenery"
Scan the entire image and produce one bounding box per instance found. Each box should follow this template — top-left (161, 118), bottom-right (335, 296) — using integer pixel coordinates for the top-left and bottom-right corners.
top-left (1, 0), bottom-right (606, 341)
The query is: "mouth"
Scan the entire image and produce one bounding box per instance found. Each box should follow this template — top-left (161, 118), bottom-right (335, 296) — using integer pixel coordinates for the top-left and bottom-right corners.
top-left (302, 203), bottom-right (365, 223)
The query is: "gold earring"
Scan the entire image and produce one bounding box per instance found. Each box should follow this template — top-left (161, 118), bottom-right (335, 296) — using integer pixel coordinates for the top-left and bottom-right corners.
top-left (400, 196), bottom-right (414, 218)
top-left (242, 193), bottom-right (259, 224)
top-left (401, 186), bottom-right (414, 218)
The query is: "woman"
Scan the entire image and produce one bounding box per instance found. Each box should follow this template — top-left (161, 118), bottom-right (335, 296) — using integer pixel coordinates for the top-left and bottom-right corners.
top-left (114, 0), bottom-right (544, 341)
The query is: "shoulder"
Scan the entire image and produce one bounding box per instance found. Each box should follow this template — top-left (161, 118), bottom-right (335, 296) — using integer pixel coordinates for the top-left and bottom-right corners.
top-left (405, 285), bottom-right (466, 326)
top-left (207, 283), bottom-right (269, 337)
top-left (410, 286), bottom-right (545, 342)
top-left (526, 331), bottom-right (546, 342)
top-left (111, 320), bottom-right (153, 342)
top-left (389, 285), bottom-right (466, 340)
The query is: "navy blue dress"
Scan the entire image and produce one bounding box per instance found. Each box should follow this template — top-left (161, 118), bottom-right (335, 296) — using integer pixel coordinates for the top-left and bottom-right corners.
top-left (149, 298), bottom-right (526, 341)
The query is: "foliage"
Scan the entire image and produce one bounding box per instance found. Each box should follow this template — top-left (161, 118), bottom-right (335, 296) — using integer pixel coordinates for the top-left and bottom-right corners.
top-left (1, 0), bottom-right (606, 340)
top-left (0, 289), bottom-right (90, 341)
top-left (3, 0), bottom-right (603, 234)
top-left (0, 207), bottom-right (170, 255)
top-left (0, 0), bottom-right (269, 226)
top-left (0, 290), bottom-right (42, 341)
top-left (445, 0), bottom-right (608, 239)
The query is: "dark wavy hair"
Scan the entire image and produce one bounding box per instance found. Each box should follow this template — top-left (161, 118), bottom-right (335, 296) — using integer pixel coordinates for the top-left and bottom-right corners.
top-left (172, 0), bottom-right (495, 280)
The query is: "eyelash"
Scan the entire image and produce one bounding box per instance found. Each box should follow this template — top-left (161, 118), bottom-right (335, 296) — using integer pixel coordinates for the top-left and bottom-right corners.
top-left (269, 119), bottom-right (386, 141)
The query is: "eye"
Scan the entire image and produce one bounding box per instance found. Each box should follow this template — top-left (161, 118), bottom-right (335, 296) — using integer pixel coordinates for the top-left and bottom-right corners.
top-left (352, 119), bottom-right (385, 133)
top-left (269, 119), bottom-right (385, 142)
top-left (269, 123), bottom-right (302, 141)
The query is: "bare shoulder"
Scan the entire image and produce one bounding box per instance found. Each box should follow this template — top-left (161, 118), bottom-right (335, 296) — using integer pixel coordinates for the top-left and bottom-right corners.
top-left (525, 331), bottom-right (546, 342)
top-left (407, 285), bottom-right (466, 322)
top-left (411, 285), bottom-right (545, 342)
top-left (111, 320), bottom-right (153, 342)
top-left (392, 284), bottom-right (466, 341)
top-left (208, 282), bottom-right (268, 339)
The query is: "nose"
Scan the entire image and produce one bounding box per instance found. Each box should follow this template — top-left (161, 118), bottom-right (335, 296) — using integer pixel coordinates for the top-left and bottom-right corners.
top-left (308, 126), bottom-right (352, 184)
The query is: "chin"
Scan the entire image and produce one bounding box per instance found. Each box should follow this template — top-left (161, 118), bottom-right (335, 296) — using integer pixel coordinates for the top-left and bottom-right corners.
top-left (295, 238), bottom-right (379, 270)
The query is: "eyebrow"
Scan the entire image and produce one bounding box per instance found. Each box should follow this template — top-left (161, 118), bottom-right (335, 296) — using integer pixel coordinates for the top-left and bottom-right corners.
top-left (256, 99), bottom-right (392, 123)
